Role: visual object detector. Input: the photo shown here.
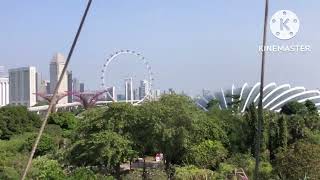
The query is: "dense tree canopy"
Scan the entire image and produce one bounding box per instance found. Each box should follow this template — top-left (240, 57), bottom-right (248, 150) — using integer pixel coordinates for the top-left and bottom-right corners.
top-left (0, 106), bottom-right (41, 140)
top-left (0, 95), bottom-right (319, 179)
top-left (276, 141), bottom-right (320, 179)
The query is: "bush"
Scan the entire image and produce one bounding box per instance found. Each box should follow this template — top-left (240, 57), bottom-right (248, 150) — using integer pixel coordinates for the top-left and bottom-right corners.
top-left (0, 106), bottom-right (41, 140)
top-left (185, 140), bottom-right (227, 169)
top-left (174, 166), bottom-right (216, 180)
top-left (48, 112), bottom-right (77, 130)
top-left (216, 154), bottom-right (273, 180)
top-left (0, 166), bottom-right (20, 180)
top-left (68, 167), bottom-right (97, 180)
top-left (22, 134), bottom-right (56, 156)
top-left (122, 169), bottom-right (167, 180)
top-left (30, 156), bottom-right (65, 180)
top-left (276, 141), bottom-right (320, 179)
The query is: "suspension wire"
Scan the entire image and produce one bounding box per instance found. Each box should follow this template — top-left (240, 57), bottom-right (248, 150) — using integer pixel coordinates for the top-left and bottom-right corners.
top-left (254, 0), bottom-right (269, 180)
top-left (21, 0), bottom-right (93, 179)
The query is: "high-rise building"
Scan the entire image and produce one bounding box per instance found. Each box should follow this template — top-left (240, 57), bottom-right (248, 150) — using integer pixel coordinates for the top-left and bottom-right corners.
top-left (125, 77), bottom-right (133, 102)
top-left (50, 53), bottom-right (68, 104)
top-left (0, 77), bottom-right (9, 107)
top-left (36, 72), bottom-right (50, 102)
top-left (80, 83), bottom-right (85, 92)
top-left (73, 78), bottom-right (80, 92)
top-left (0, 66), bottom-right (6, 78)
top-left (133, 88), bottom-right (139, 100)
top-left (46, 81), bottom-right (50, 94)
top-left (67, 71), bottom-right (73, 103)
top-left (151, 89), bottom-right (161, 100)
top-left (117, 94), bottom-right (125, 101)
top-left (168, 88), bottom-right (175, 94)
top-left (9, 66), bottom-right (37, 107)
top-left (139, 80), bottom-right (150, 100)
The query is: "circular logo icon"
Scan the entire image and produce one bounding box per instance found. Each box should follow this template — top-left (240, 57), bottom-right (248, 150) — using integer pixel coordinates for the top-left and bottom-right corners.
top-left (270, 10), bottom-right (300, 40)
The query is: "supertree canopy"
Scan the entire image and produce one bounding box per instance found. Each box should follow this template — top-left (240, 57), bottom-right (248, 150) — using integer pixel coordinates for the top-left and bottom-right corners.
top-left (69, 90), bottom-right (108, 109)
top-left (34, 92), bottom-right (68, 112)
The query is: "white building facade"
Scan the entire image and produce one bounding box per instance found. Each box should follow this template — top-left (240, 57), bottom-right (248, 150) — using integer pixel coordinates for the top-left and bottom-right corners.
top-left (0, 77), bottom-right (9, 107)
top-left (9, 67), bottom-right (37, 107)
top-left (139, 80), bottom-right (150, 100)
top-left (125, 77), bottom-right (133, 103)
top-left (50, 53), bottom-right (68, 104)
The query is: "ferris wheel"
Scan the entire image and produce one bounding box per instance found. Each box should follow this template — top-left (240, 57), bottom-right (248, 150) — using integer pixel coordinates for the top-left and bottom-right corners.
top-left (101, 50), bottom-right (153, 104)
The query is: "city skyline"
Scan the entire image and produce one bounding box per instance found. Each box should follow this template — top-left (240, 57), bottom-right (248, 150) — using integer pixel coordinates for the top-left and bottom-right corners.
top-left (1, 1), bottom-right (319, 95)
top-left (3, 2), bottom-right (320, 180)
top-left (0, 60), bottom-right (158, 107)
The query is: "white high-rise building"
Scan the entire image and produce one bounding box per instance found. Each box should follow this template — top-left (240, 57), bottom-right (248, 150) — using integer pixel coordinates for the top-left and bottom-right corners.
top-left (0, 77), bottom-right (9, 107)
top-left (0, 66), bottom-right (9, 107)
top-left (0, 66), bottom-right (6, 78)
top-left (125, 77), bottom-right (133, 103)
top-left (50, 53), bottom-right (68, 104)
top-left (151, 89), bottom-right (161, 100)
top-left (139, 80), bottom-right (150, 100)
top-left (9, 67), bottom-right (37, 107)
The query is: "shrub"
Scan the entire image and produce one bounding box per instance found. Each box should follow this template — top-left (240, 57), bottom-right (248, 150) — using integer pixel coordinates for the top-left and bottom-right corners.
top-left (174, 166), bottom-right (216, 180)
top-left (30, 156), bottom-right (65, 180)
top-left (22, 134), bottom-right (56, 156)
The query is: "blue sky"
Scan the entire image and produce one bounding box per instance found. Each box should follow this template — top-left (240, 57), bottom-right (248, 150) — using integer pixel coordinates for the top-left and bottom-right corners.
top-left (1, 0), bottom-right (319, 95)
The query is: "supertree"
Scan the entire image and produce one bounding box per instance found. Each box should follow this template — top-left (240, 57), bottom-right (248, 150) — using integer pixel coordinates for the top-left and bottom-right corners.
top-left (34, 92), bottom-right (68, 112)
top-left (69, 90), bottom-right (109, 110)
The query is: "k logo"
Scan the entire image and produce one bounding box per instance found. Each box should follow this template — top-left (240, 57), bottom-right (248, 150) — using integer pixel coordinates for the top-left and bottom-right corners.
top-left (270, 10), bottom-right (300, 40)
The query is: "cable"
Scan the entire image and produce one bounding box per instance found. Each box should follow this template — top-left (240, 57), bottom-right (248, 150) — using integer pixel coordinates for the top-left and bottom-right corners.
top-left (21, 0), bottom-right (93, 179)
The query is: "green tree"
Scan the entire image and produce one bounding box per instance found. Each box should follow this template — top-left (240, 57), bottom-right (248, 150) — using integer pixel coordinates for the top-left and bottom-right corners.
top-left (75, 104), bottom-right (136, 138)
top-left (217, 154), bottom-right (273, 180)
top-left (151, 95), bottom-right (201, 177)
top-left (244, 103), bottom-right (258, 155)
top-left (287, 115), bottom-right (306, 143)
top-left (128, 102), bottom-right (160, 178)
top-left (268, 115), bottom-right (288, 160)
top-left (206, 99), bottom-right (220, 110)
top-left (30, 156), bottom-right (65, 180)
top-left (276, 141), bottom-right (320, 179)
top-left (191, 110), bottom-right (228, 146)
top-left (277, 115), bottom-right (288, 149)
top-left (305, 100), bottom-right (318, 115)
top-left (48, 112), bottom-right (77, 130)
top-left (22, 133), bottom-right (56, 157)
top-left (280, 101), bottom-right (308, 115)
top-left (0, 106), bottom-right (41, 140)
top-left (0, 166), bottom-right (20, 180)
top-left (68, 131), bottom-right (133, 179)
top-left (68, 167), bottom-right (97, 180)
top-left (185, 140), bottom-right (227, 169)
top-left (174, 166), bottom-right (216, 180)
top-left (226, 94), bottom-right (241, 112)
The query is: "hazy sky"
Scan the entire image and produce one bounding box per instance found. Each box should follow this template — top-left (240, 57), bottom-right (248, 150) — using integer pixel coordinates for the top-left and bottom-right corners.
top-left (1, 0), bottom-right (319, 95)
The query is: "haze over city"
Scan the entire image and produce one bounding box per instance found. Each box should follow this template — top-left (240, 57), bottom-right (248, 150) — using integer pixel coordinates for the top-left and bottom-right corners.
top-left (1, 0), bottom-right (320, 95)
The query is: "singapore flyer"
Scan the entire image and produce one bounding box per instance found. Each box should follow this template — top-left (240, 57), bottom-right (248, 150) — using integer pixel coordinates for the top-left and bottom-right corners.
top-left (101, 50), bottom-right (153, 104)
